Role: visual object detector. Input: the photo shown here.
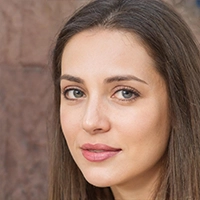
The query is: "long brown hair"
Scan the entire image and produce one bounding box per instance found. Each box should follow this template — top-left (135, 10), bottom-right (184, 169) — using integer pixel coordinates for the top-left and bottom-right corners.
top-left (49, 0), bottom-right (200, 199)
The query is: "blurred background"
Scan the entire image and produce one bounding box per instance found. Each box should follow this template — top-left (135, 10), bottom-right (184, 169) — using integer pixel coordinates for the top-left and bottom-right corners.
top-left (0, 0), bottom-right (199, 199)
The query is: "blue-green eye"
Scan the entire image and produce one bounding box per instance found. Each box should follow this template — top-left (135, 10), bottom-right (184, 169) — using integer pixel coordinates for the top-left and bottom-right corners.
top-left (121, 90), bottom-right (134, 99)
top-left (113, 88), bottom-right (140, 101)
top-left (63, 88), bottom-right (85, 100)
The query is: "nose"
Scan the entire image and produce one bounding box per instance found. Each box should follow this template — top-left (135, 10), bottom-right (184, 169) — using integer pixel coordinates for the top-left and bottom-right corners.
top-left (82, 99), bottom-right (111, 134)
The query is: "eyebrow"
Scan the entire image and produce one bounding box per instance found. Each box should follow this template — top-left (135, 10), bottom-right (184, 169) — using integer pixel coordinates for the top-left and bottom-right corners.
top-left (59, 74), bottom-right (147, 85)
top-left (104, 75), bottom-right (147, 84)
top-left (60, 74), bottom-right (84, 84)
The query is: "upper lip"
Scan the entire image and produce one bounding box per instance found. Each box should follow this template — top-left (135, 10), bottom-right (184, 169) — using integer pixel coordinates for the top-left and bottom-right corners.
top-left (81, 143), bottom-right (121, 151)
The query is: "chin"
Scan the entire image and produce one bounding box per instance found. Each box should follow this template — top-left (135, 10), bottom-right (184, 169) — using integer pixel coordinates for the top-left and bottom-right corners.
top-left (86, 178), bottom-right (111, 188)
top-left (82, 170), bottom-right (113, 187)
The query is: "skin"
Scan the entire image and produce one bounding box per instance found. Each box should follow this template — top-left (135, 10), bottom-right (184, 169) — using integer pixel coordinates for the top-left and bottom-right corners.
top-left (60, 29), bottom-right (171, 200)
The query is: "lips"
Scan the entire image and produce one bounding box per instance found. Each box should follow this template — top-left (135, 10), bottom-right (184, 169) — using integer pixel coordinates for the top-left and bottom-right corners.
top-left (81, 143), bottom-right (121, 162)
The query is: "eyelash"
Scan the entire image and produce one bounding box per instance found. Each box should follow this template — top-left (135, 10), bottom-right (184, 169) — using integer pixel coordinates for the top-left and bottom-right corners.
top-left (112, 86), bottom-right (140, 102)
top-left (62, 87), bottom-right (85, 101)
top-left (62, 86), bottom-right (140, 102)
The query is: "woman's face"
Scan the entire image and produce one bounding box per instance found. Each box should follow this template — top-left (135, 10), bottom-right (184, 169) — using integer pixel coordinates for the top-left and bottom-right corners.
top-left (60, 29), bottom-right (170, 196)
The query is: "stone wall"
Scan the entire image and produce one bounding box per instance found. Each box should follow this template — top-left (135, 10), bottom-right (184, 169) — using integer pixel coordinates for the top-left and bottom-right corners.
top-left (0, 1), bottom-right (199, 200)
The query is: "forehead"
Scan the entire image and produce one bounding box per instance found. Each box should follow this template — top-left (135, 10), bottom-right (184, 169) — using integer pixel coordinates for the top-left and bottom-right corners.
top-left (61, 29), bottom-right (165, 89)
top-left (63, 28), bottom-right (148, 54)
top-left (60, 33), bottom-right (170, 97)
top-left (61, 29), bottom-right (154, 69)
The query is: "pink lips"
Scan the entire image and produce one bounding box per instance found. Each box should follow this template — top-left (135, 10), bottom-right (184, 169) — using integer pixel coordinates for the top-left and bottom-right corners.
top-left (81, 143), bottom-right (121, 162)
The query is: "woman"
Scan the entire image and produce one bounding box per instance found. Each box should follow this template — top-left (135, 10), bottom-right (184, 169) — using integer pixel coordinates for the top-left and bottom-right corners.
top-left (49, 0), bottom-right (200, 199)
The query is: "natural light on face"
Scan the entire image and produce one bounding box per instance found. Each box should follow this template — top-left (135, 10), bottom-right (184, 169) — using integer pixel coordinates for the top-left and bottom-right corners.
top-left (60, 29), bottom-right (171, 199)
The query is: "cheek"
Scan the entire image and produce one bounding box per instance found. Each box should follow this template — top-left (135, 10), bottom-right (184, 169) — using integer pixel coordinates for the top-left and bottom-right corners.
top-left (121, 109), bottom-right (170, 166)
top-left (60, 109), bottom-right (79, 141)
top-left (136, 108), bottom-right (170, 157)
top-left (114, 102), bottom-right (170, 145)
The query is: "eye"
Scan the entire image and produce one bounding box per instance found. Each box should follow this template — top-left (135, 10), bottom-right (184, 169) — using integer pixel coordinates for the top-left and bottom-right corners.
top-left (63, 88), bottom-right (85, 100)
top-left (112, 87), bottom-right (140, 101)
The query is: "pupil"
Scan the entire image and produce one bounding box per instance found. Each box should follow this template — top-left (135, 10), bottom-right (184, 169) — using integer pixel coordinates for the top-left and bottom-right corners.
top-left (122, 90), bottom-right (132, 98)
top-left (74, 90), bottom-right (83, 98)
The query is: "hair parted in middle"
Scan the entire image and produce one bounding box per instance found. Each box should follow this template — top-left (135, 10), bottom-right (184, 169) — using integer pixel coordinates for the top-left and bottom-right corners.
top-left (49, 0), bottom-right (200, 199)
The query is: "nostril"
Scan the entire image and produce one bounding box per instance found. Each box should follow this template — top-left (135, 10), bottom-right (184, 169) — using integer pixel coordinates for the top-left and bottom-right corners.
top-left (93, 128), bottom-right (103, 133)
top-left (82, 126), bottom-right (103, 134)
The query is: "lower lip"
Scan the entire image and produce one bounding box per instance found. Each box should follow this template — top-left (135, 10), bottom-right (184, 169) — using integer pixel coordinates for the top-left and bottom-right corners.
top-left (81, 149), bottom-right (121, 162)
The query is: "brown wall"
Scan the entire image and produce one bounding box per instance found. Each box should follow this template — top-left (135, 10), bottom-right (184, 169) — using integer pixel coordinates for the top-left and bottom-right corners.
top-left (0, 1), bottom-right (199, 200)
top-left (0, 1), bottom-right (87, 199)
